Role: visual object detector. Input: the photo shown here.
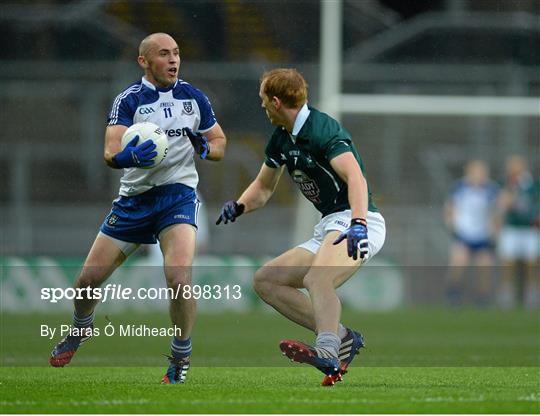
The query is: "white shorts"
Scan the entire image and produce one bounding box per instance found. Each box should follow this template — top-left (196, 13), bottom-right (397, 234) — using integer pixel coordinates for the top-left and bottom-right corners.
top-left (498, 226), bottom-right (540, 261)
top-left (297, 210), bottom-right (386, 263)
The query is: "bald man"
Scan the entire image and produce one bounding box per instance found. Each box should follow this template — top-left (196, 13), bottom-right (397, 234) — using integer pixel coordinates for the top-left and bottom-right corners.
top-left (49, 33), bottom-right (227, 384)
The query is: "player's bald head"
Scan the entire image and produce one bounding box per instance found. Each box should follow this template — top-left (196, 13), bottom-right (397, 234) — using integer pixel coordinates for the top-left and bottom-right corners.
top-left (139, 33), bottom-right (177, 57)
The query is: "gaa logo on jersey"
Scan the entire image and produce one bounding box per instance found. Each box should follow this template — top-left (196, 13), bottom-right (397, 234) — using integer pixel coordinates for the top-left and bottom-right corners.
top-left (138, 107), bottom-right (155, 115)
top-left (107, 213), bottom-right (119, 226)
top-left (182, 101), bottom-right (194, 115)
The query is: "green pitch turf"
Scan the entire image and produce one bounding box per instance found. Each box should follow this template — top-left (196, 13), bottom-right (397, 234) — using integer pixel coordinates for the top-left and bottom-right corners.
top-left (1, 308), bottom-right (539, 413)
top-left (1, 367), bottom-right (539, 413)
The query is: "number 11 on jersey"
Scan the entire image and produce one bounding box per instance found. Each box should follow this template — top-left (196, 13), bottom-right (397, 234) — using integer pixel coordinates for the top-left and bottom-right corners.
top-left (163, 107), bottom-right (173, 118)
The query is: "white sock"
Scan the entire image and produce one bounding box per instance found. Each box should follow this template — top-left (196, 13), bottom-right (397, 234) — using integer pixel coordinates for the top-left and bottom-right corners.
top-left (338, 323), bottom-right (348, 340)
top-left (315, 331), bottom-right (340, 358)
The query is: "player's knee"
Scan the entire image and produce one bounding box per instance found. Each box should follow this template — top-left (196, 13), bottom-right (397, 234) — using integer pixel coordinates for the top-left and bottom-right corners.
top-left (253, 268), bottom-right (273, 298)
top-left (76, 269), bottom-right (107, 289)
top-left (164, 269), bottom-right (191, 288)
top-left (302, 274), bottom-right (314, 291)
top-left (303, 273), bottom-right (327, 292)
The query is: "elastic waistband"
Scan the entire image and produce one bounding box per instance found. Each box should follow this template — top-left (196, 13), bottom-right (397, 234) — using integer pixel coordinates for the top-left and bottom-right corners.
top-left (323, 209), bottom-right (383, 220)
top-left (138, 183), bottom-right (194, 198)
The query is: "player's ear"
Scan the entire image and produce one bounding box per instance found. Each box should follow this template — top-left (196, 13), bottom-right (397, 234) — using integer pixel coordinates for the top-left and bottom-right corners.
top-left (271, 96), bottom-right (281, 109)
top-left (137, 55), bottom-right (148, 70)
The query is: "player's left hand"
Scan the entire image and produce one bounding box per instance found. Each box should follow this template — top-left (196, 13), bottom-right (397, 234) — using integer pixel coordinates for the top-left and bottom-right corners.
top-left (333, 218), bottom-right (369, 261)
top-left (185, 127), bottom-right (209, 159)
top-left (216, 200), bottom-right (245, 225)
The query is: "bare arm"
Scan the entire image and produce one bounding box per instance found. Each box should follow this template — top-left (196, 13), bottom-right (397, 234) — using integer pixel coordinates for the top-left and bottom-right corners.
top-left (330, 152), bottom-right (368, 220)
top-left (444, 200), bottom-right (455, 230)
top-left (103, 125), bottom-right (128, 168)
top-left (203, 123), bottom-right (226, 161)
top-left (238, 164), bottom-right (285, 214)
top-left (494, 188), bottom-right (513, 233)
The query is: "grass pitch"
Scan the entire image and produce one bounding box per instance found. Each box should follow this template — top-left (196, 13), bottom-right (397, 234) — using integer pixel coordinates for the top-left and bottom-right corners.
top-left (1, 367), bottom-right (539, 413)
top-left (1, 308), bottom-right (539, 413)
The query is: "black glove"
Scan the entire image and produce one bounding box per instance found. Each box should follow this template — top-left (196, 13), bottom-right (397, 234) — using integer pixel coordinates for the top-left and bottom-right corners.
top-left (216, 200), bottom-right (245, 225)
top-left (184, 127), bottom-right (209, 159)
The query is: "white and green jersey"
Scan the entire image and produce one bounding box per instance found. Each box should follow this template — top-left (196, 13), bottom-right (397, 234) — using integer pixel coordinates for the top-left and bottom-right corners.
top-left (264, 104), bottom-right (377, 217)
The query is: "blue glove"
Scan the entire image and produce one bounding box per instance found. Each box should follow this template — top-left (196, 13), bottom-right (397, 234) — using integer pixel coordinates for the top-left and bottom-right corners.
top-left (216, 200), bottom-right (245, 225)
top-left (333, 218), bottom-right (369, 261)
top-left (113, 136), bottom-right (157, 168)
top-left (185, 127), bottom-right (209, 159)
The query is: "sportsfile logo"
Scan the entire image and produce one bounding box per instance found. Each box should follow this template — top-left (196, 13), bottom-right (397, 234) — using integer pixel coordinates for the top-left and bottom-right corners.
top-left (40, 283), bottom-right (242, 303)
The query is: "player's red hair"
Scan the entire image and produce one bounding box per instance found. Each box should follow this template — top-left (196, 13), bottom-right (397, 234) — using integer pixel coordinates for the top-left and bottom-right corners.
top-left (260, 68), bottom-right (308, 109)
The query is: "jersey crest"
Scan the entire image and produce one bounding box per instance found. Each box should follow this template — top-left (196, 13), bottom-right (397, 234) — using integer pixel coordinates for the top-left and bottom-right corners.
top-left (182, 101), bottom-right (194, 115)
top-left (107, 213), bottom-right (119, 226)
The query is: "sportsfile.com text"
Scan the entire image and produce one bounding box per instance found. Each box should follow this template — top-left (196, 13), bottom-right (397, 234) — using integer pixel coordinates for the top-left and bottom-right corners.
top-left (40, 284), bottom-right (242, 303)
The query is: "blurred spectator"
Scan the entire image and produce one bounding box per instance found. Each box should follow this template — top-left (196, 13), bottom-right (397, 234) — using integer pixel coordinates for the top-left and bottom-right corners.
top-left (496, 155), bottom-right (540, 309)
top-left (444, 160), bottom-right (499, 306)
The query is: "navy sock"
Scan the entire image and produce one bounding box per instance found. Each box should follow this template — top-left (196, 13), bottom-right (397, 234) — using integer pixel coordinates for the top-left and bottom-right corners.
top-left (73, 311), bottom-right (94, 328)
top-left (171, 337), bottom-right (192, 359)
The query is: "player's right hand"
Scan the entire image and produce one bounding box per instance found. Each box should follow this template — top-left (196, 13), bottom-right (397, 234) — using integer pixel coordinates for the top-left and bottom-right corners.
top-left (113, 136), bottom-right (157, 168)
top-left (216, 200), bottom-right (245, 225)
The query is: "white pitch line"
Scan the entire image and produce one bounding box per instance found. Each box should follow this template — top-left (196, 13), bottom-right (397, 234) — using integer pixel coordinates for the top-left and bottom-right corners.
top-left (518, 393), bottom-right (540, 402)
top-left (0, 399), bottom-right (150, 407)
top-left (2, 394), bottom-right (539, 407)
